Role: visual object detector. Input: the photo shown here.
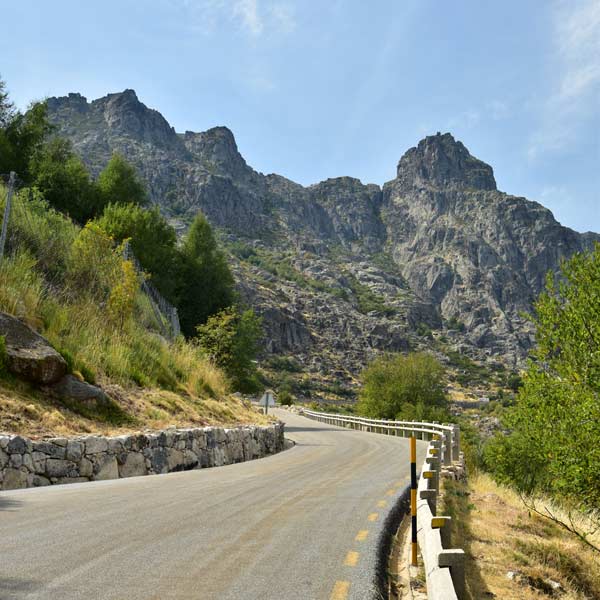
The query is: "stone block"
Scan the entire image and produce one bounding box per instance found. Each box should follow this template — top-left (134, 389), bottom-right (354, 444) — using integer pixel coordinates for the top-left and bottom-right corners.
top-left (46, 459), bottom-right (78, 479)
top-left (85, 437), bottom-right (108, 454)
top-left (93, 456), bottom-right (119, 481)
top-left (79, 458), bottom-right (93, 477)
top-left (33, 441), bottom-right (66, 459)
top-left (65, 441), bottom-right (84, 462)
top-left (118, 453), bottom-right (147, 478)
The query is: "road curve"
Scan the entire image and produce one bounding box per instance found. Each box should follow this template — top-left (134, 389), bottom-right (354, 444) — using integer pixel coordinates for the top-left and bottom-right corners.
top-left (0, 409), bottom-right (426, 600)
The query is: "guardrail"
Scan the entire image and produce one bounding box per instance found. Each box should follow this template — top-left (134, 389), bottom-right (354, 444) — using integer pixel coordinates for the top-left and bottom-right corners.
top-left (300, 409), bottom-right (465, 600)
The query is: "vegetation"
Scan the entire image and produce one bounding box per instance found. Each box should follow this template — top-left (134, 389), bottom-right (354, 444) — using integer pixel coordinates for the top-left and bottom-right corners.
top-left (96, 153), bottom-right (148, 207)
top-left (179, 213), bottom-right (236, 337)
top-left (484, 244), bottom-right (600, 510)
top-left (0, 75), bottom-right (266, 434)
top-left (95, 203), bottom-right (180, 300)
top-left (357, 352), bottom-right (448, 421)
top-left (345, 272), bottom-right (395, 315)
top-left (197, 306), bottom-right (263, 394)
top-left (438, 473), bottom-right (600, 599)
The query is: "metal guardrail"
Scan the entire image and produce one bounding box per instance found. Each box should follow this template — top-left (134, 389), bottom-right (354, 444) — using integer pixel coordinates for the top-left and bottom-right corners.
top-left (300, 409), bottom-right (460, 466)
top-left (300, 409), bottom-right (465, 600)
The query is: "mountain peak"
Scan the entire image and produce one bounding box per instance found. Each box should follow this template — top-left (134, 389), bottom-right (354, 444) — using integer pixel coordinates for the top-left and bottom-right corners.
top-left (396, 132), bottom-right (496, 191)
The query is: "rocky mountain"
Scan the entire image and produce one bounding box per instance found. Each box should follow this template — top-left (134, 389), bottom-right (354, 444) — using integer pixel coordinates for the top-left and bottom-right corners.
top-left (46, 90), bottom-right (598, 395)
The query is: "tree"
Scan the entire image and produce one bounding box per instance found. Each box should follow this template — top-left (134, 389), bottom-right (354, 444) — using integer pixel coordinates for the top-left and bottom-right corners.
top-left (357, 352), bottom-right (448, 421)
top-left (484, 244), bottom-right (600, 509)
top-left (197, 306), bottom-right (263, 393)
top-left (0, 77), bottom-right (15, 128)
top-left (29, 138), bottom-right (99, 223)
top-left (177, 212), bottom-right (235, 337)
top-left (96, 203), bottom-right (179, 300)
top-left (0, 97), bottom-right (53, 180)
top-left (97, 153), bottom-right (147, 207)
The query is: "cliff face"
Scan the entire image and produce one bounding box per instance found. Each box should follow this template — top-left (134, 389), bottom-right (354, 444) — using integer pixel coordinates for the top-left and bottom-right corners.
top-left (47, 91), bottom-right (598, 389)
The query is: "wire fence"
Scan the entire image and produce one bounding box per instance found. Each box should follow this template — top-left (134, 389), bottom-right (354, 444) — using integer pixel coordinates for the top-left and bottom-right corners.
top-left (123, 241), bottom-right (180, 339)
top-left (0, 171), bottom-right (181, 340)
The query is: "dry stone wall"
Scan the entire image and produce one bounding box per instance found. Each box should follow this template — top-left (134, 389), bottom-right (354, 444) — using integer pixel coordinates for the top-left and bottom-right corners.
top-left (0, 423), bottom-right (284, 490)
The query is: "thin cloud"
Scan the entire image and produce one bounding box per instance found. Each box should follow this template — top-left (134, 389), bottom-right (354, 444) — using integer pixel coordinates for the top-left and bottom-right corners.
top-left (233, 0), bottom-right (263, 36)
top-left (528, 0), bottom-right (600, 160)
top-left (165, 0), bottom-right (295, 38)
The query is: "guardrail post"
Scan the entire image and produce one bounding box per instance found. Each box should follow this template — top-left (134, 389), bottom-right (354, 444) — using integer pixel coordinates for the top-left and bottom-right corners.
top-left (452, 425), bottom-right (460, 462)
top-left (439, 549), bottom-right (466, 600)
top-left (431, 516), bottom-right (452, 548)
top-left (443, 429), bottom-right (452, 466)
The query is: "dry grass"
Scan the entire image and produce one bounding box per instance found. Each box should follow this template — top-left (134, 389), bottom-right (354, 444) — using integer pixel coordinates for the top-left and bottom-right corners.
top-left (0, 376), bottom-right (271, 439)
top-left (439, 473), bottom-right (600, 599)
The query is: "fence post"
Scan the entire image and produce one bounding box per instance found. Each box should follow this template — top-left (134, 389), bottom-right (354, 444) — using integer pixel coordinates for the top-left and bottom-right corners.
top-left (0, 171), bottom-right (16, 261)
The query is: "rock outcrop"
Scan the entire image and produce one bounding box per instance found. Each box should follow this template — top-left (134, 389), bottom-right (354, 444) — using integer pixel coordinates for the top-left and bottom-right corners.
top-left (46, 91), bottom-right (599, 386)
top-left (0, 312), bottom-right (67, 384)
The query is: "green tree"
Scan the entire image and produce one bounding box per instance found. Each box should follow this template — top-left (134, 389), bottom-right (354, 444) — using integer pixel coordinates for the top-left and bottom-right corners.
top-left (178, 212), bottom-right (235, 337)
top-left (29, 138), bottom-right (99, 223)
top-left (485, 244), bottom-right (600, 508)
top-left (0, 97), bottom-right (53, 179)
top-left (97, 153), bottom-right (147, 207)
top-left (96, 203), bottom-right (179, 299)
top-left (357, 352), bottom-right (448, 421)
top-left (197, 306), bottom-right (263, 393)
top-left (0, 77), bottom-right (15, 128)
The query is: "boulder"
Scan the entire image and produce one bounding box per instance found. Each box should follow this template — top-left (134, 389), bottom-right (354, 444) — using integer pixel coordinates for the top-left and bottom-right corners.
top-left (51, 375), bottom-right (110, 409)
top-left (0, 312), bottom-right (67, 384)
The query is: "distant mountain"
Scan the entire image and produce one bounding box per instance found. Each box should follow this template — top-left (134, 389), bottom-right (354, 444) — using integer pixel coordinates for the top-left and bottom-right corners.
top-left (46, 90), bottom-right (599, 393)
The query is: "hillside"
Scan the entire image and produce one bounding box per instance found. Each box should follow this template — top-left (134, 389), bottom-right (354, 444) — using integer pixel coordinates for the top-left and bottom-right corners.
top-left (0, 184), bottom-right (270, 437)
top-left (47, 91), bottom-right (599, 397)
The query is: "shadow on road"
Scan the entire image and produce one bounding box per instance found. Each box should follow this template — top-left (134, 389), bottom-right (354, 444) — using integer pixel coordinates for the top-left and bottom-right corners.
top-left (284, 426), bottom-right (342, 433)
top-left (0, 496), bottom-right (23, 512)
top-left (0, 577), bottom-right (43, 598)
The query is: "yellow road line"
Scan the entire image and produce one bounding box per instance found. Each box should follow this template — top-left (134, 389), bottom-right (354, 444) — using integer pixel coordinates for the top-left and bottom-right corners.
top-left (330, 580), bottom-right (350, 600)
top-left (344, 551), bottom-right (360, 567)
top-left (368, 512), bottom-right (379, 522)
top-left (355, 529), bottom-right (369, 541)
top-left (385, 489), bottom-right (395, 496)
top-left (377, 500), bottom-right (387, 508)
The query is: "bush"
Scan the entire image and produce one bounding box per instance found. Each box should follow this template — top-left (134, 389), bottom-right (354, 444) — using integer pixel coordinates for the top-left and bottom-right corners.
top-left (197, 306), bottom-right (263, 393)
top-left (487, 244), bottom-right (600, 508)
top-left (95, 203), bottom-right (179, 300)
top-left (357, 352), bottom-right (448, 421)
top-left (278, 390), bottom-right (294, 406)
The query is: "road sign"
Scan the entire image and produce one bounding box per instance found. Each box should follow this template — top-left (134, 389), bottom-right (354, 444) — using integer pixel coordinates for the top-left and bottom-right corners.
top-left (259, 390), bottom-right (275, 414)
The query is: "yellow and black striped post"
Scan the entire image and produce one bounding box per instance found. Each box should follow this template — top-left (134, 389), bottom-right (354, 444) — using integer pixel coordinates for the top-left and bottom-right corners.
top-left (410, 435), bottom-right (417, 566)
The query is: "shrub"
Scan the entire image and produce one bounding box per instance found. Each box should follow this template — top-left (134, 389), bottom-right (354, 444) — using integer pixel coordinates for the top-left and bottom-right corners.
top-left (357, 352), bottom-right (448, 421)
top-left (95, 203), bottom-right (179, 300)
top-left (278, 390), bottom-right (294, 406)
top-left (197, 306), bottom-right (263, 393)
top-left (487, 244), bottom-right (600, 508)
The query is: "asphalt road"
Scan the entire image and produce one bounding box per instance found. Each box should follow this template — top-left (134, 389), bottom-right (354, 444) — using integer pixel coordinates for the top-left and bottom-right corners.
top-left (0, 409), bottom-right (425, 600)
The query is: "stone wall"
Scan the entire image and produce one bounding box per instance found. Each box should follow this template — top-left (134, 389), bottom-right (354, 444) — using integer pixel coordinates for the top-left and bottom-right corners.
top-left (0, 422), bottom-right (285, 490)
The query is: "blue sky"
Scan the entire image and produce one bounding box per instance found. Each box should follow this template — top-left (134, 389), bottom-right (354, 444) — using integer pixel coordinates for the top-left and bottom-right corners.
top-left (2, 0), bottom-right (599, 232)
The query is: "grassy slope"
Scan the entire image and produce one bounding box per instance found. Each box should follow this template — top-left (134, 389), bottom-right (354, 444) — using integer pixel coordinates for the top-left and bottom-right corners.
top-left (440, 474), bottom-right (600, 599)
top-left (0, 187), bottom-right (270, 438)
